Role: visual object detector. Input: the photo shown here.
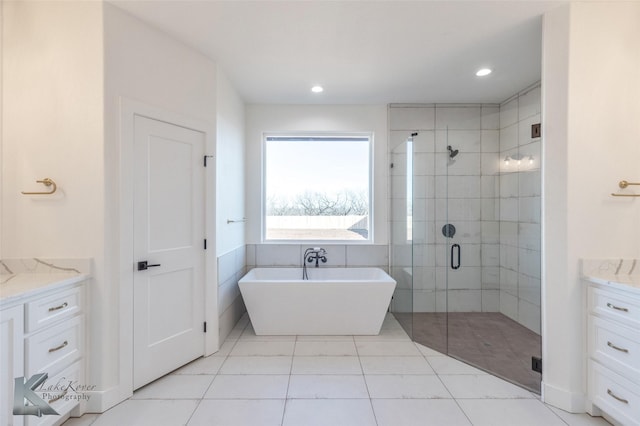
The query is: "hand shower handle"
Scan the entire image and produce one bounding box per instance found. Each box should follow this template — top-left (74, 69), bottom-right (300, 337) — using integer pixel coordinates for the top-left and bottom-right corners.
top-left (451, 244), bottom-right (461, 270)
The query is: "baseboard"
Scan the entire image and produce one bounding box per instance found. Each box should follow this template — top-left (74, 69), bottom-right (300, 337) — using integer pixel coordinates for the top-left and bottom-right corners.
top-left (83, 385), bottom-right (131, 414)
top-left (542, 381), bottom-right (586, 413)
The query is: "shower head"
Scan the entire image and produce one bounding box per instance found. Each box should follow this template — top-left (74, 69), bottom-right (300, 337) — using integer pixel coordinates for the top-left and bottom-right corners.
top-left (447, 145), bottom-right (459, 158)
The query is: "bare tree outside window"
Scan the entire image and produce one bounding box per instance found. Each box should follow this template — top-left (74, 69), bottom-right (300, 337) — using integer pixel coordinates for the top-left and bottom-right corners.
top-left (264, 135), bottom-right (372, 241)
top-left (267, 190), bottom-right (368, 216)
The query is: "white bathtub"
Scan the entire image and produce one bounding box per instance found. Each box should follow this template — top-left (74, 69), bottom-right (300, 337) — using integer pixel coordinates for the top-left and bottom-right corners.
top-left (238, 268), bottom-right (397, 335)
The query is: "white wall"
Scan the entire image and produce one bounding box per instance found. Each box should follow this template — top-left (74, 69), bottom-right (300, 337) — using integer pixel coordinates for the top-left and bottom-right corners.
top-left (215, 68), bottom-right (247, 342)
top-left (2, 1), bottom-right (242, 412)
top-left (1, 1), bottom-right (106, 401)
top-left (2, 1), bottom-right (104, 258)
top-left (103, 2), bottom-right (219, 410)
top-left (542, 2), bottom-right (640, 411)
top-left (0, 1), bottom-right (4, 260)
top-left (216, 69), bottom-right (246, 255)
top-left (245, 104), bottom-right (388, 245)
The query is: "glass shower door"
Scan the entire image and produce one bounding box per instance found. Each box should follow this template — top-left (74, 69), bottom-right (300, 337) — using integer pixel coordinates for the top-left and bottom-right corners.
top-left (442, 126), bottom-right (487, 367)
top-left (442, 127), bottom-right (542, 393)
top-left (389, 109), bottom-right (542, 394)
top-left (409, 131), bottom-right (448, 354)
top-left (389, 138), bottom-right (413, 338)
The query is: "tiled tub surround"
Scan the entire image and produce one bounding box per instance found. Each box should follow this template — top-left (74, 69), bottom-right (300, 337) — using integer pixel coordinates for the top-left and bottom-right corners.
top-left (62, 313), bottom-right (609, 426)
top-left (218, 246), bottom-right (247, 344)
top-left (582, 259), bottom-right (640, 426)
top-left (239, 268), bottom-right (396, 335)
top-left (498, 84), bottom-right (542, 334)
top-left (389, 104), bottom-right (502, 313)
top-left (245, 244), bottom-right (389, 271)
top-left (221, 244), bottom-right (387, 343)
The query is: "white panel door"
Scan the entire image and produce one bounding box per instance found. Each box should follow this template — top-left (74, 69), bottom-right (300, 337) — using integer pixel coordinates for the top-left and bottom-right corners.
top-left (133, 115), bottom-right (205, 389)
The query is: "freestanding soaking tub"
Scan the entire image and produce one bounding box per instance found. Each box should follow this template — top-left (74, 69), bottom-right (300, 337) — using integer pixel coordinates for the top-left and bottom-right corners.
top-left (238, 267), bottom-right (397, 335)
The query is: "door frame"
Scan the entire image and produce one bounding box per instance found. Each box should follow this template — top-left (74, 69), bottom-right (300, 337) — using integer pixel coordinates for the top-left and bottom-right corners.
top-left (117, 98), bottom-right (218, 400)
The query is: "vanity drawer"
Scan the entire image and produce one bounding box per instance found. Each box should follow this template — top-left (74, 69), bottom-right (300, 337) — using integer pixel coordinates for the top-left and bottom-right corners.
top-left (590, 316), bottom-right (640, 381)
top-left (25, 360), bottom-right (83, 426)
top-left (590, 361), bottom-right (640, 426)
top-left (590, 287), bottom-right (640, 328)
top-left (25, 287), bottom-right (82, 333)
top-left (25, 315), bottom-right (83, 377)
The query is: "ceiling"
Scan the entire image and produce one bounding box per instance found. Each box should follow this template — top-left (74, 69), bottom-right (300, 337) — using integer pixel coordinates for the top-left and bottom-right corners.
top-left (110, 0), bottom-right (565, 105)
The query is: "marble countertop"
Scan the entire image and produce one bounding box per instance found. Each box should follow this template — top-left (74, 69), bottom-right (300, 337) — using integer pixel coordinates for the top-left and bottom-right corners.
top-left (583, 273), bottom-right (640, 291)
top-left (582, 258), bottom-right (640, 292)
top-left (0, 272), bottom-right (89, 308)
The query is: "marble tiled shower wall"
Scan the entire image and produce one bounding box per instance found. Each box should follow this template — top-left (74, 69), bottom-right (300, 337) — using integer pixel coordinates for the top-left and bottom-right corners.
top-left (388, 91), bottom-right (542, 335)
top-left (389, 104), bottom-right (502, 314)
top-left (499, 85), bottom-right (542, 334)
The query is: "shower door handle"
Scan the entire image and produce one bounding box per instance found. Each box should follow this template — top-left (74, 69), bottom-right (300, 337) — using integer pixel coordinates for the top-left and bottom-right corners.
top-left (451, 244), bottom-right (461, 270)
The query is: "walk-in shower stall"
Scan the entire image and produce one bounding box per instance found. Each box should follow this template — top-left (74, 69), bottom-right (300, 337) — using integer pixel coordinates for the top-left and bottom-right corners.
top-left (389, 92), bottom-right (542, 392)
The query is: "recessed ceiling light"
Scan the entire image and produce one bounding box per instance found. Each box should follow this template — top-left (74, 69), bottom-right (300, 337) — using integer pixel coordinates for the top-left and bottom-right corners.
top-left (476, 68), bottom-right (492, 77)
top-left (311, 85), bottom-right (324, 93)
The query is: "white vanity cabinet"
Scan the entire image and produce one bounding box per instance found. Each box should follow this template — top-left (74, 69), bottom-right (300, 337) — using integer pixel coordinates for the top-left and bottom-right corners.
top-left (1, 276), bottom-right (86, 426)
top-left (587, 281), bottom-right (640, 425)
top-left (1, 305), bottom-right (25, 426)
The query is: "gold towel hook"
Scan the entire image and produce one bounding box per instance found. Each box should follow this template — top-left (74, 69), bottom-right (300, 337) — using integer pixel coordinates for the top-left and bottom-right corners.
top-left (21, 178), bottom-right (57, 195)
top-left (611, 180), bottom-right (640, 197)
top-left (619, 180), bottom-right (640, 189)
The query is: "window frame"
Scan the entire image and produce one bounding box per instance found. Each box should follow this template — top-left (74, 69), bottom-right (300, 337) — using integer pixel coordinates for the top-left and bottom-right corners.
top-left (261, 131), bottom-right (374, 244)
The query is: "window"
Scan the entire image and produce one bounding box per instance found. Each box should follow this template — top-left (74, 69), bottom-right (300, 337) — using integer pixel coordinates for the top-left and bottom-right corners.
top-left (263, 133), bottom-right (372, 242)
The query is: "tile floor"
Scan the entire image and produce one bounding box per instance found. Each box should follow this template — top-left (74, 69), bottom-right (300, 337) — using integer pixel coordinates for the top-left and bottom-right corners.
top-left (63, 314), bottom-right (610, 426)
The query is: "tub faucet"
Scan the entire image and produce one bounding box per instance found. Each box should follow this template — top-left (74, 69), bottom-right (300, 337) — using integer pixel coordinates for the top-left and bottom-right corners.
top-left (302, 247), bottom-right (328, 280)
top-left (306, 248), bottom-right (327, 267)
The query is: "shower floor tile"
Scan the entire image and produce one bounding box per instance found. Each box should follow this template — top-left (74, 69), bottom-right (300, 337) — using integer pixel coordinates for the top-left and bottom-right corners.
top-left (397, 312), bottom-right (542, 392)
